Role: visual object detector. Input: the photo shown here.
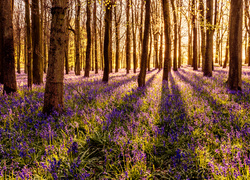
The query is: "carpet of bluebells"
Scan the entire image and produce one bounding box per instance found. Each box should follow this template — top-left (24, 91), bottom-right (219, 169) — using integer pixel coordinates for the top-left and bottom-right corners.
top-left (0, 66), bottom-right (250, 179)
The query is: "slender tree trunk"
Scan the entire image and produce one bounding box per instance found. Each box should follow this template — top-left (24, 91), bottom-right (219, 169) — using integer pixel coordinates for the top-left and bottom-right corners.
top-left (198, 0), bottom-right (205, 71)
top-left (223, 37), bottom-right (229, 68)
top-left (170, 0), bottom-right (178, 71)
top-left (44, 0), bottom-right (47, 73)
top-left (94, 0), bottom-right (98, 74)
top-left (115, 3), bottom-right (120, 73)
top-left (132, 5), bottom-right (137, 73)
top-left (17, 29), bottom-right (21, 74)
top-left (25, 0), bottom-right (33, 89)
top-left (138, 0), bottom-right (150, 87)
top-left (43, 0), bottom-right (68, 114)
top-left (109, 6), bottom-right (113, 73)
top-left (126, 0), bottom-right (131, 74)
top-left (159, 26), bottom-right (163, 69)
top-left (162, 0), bottom-right (171, 81)
top-left (192, 0), bottom-right (198, 70)
top-left (32, 0), bottom-right (43, 84)
top-left (85, 0), bottom-right (91, 77)
top-left (102, 3), bottom-right (112, 83)
top-left (75, 0), bottom-right (81, 75)
top-left (24, 34), bottom-right (27, 74)
top-left (148, 27), bottom-right (152, 71)
top-left (204, 0), bottom-right (213, 77)
top-left (178, 0), bottom-right (182, 69)
top-left (228, 0), bottom-right (243, 91)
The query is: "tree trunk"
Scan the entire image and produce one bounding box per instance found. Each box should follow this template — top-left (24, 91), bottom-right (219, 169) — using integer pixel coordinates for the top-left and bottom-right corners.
top-left (102, 3), bottom-right (112, 83)
top-left (138, 0), bottom-right (150, 87)
top-left (223, 37), bottom-right (229, 68)
top-left (178, 0), bottom-right (182, 69)
top-left (204, 0), bottom-right (213, 77)
top-left (148, 27), bottom-right (152, 71)
top-left (126, 0), bottom-right (131, 74)
top-left (115, 3), bottom-right (120, 73)
top-left (32, 0), bottom-right (43, 84)
top-left (159, 26), bottom-right (163, 69)
top-left (162, 0), bottom-right (171, 81)
top-left (192, 0), bottom-right (198, 70)
top-left (199, 0), bottom-right (205, 71)
top-left (94, 0), bottom-right (98, 74)
top-left (0, 0), bottom-right (17, 94)
top-left (85, 0), bottom-right (91, 77)
top-left (109, 6), bottom-right (113, 73)
top-left (228, 0), bottom-right (243, 91)
top-left (170, 0), bottom-right (178, 71)
top-left (25, 0), bottom-right (33, 89)
top-left (132, 4), bottom-right (137, 73)
top-left (43, 0), bottom-right (68, 114)
top-left (75, 0), bottom-right (81, 75)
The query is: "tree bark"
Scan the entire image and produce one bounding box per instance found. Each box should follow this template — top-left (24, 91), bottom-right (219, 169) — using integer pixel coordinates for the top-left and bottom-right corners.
top-left (0, 0), bottom-right (17, 94)
top-left (94, 0), bottom-right (98, 74)
top-left (204, 0), bottom-right (213, 77)
top-left (138, 0), bottom-right (151, 87)
top-left (171, 0), bottom-right (178, 71)
top-left (43, 0), bottom-right (68, 114)
top-left (132, 4), bottom-right (137, 73)
top-left (199, 0), bottom-right (205, 71)
top-left (85, 0), bottom-right (91, 77)
top-left (102, 3), bottom-right (112, 83)
top-left (178, 0), bottom-right (182, 69)
top-left (192, 0), bottom-right (198, 70)
top-left (115, 3), bottom-right (120, 73)
top-left (162, 0), bottom-right (171, 81)
top-left (75, 0), bottom-right (81, 75)
top-left (228, 0), bottom-right (243, 91)
top-left (32, 0), bottom-right (43, 84)
top-left (25, 0), bottom-right (33, 89)
top-left (126, 0), bottom-right (131, 74)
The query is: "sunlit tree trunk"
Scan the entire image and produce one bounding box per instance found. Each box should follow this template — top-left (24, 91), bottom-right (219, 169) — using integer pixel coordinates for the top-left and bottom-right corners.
top-left (126, 0), bottom-right (131, 74)
top-left (198, 0), bottom-right (205, 71)
top-left (162, 0), bottom-right (171, 81)
top-left (138, 0), bottom-right (150, 87)
top-left (171, 0), bottom-right (178, 71)
top-left (115, 3), bottom-right (121, 73)
top-left (43, 0), bottom-right (68, 114)
top-left (0, 0), bottom-right (17, 94)
top-left (178, 0), bottom-right (182, 69)
top-left (223, 37), bottom-right (229, 68)
top-left (94, 0), bottom-right (98, 74)
top-left (228, 0), bottom-right (243, 91)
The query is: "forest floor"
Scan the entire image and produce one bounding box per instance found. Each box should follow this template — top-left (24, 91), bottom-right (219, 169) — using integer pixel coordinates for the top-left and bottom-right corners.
top-left (0, 66), bottom-right (250, 179)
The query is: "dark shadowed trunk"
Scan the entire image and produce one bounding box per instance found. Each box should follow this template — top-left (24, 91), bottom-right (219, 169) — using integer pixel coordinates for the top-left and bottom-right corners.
top-left (204, 0), bottom-right (213, 77)
top-left (138, 0), bottom-right (150, 87)
top-left (0, 0), bottom-right (17, 94)
top-left (75, 0), bottom-right (81, 75)
top-left (85, 0), bottom-right (91, 77)
top-left (102, 3), bottom-right (112, 83)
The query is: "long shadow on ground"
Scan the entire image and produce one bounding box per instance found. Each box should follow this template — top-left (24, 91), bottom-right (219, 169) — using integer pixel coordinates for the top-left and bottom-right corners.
top-left (152, 72), bottom-right (209, 179)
